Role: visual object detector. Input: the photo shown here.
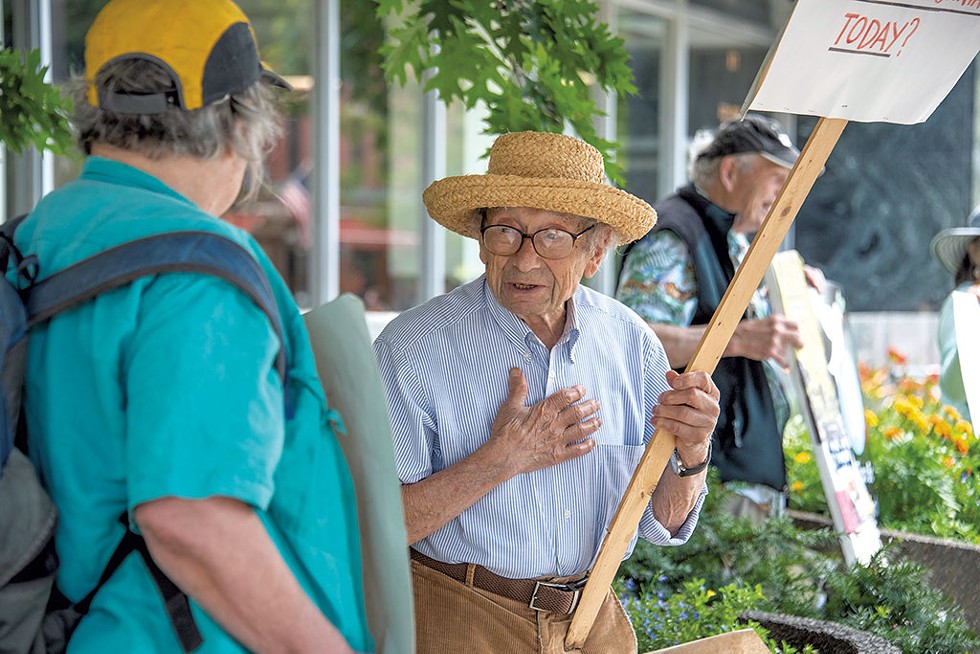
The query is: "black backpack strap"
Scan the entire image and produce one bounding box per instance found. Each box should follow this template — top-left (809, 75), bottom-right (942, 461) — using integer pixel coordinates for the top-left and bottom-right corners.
top-left (72, 515), bottom-right (203, 652)
top-left (25, 230), bottom-right (286, 383)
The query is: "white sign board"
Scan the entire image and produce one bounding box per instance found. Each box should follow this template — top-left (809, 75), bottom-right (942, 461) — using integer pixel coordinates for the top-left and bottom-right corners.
top-left (745, 0), bottom-right (980, 124)
top-left (766, 252), bottom-right (881, 567)
top-left (952, 290), bottom-right (980, 421)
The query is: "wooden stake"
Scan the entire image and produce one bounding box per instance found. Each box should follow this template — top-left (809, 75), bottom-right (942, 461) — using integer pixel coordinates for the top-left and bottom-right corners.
top-left (564, 117), bottom-right (848, 649)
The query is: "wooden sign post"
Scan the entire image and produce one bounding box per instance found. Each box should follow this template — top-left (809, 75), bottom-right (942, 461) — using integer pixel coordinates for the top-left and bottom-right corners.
top-left (566, 0), bottom-right (980, 647)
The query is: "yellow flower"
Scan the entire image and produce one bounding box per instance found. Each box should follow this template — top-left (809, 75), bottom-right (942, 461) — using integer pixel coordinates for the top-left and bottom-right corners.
top-left (933, 419), bottom-right (952, 439)
top-left (794, 451), bottom-right (812, 464)
top-left (944, 405), bottom-right (962, 422)
top-left (943, 456), bottom-right (955, 469)
top-left (909, 395), bottom-right (924, 409)
top-left (706, 589), bottom-right (716, 598)
top-left (955, 437), bottom-right (970, 456)
top-left (790, 481), bottom-right (804, 493)
top-left (955, 420), bottom-right (974, 437)
top-left (864, 409), bottom-right (879, 428)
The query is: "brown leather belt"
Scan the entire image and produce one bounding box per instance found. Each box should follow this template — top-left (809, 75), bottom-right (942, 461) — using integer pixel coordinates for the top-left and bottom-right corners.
top-left (410, 548), bottom-right (588, 614)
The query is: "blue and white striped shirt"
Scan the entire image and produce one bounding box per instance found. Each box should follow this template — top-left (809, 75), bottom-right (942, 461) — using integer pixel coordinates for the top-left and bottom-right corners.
top-left (374, 275), bottom-right (706, 579)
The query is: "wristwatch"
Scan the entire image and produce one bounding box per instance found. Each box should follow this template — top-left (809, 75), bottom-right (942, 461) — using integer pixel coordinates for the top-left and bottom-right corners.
top-left (669, 441), bottom-right (712, 478)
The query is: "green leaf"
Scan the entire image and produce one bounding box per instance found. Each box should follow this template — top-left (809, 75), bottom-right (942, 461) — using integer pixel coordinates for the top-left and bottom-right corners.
top-left (0, 47), bottom-right (74, 157)
top-left (375, 0), bottom-right (636, 183)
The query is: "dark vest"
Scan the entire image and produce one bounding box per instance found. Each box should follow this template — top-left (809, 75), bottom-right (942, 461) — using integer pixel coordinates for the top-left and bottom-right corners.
top-left (622, 184), bottom-right (787, 491)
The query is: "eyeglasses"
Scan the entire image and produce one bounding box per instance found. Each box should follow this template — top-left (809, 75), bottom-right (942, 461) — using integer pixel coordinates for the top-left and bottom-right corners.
top-left (480, 223), bottom-right (597, 260)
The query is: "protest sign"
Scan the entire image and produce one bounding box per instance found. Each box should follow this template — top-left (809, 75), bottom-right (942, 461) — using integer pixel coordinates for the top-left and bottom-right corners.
top-left (304, 294), bottom-right (415, 654)
top-left (745, 0), bottom-right (980, 123)
top-left (766, 251), bottom-right (881, 566)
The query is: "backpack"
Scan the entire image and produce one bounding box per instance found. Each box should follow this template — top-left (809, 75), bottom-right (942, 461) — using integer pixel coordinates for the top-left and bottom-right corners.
top-left (0, 216), bottom-right (287, 653)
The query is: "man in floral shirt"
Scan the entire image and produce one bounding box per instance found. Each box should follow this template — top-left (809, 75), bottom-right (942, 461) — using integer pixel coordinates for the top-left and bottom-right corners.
top-left (617, 114), bottom-right (819, 520)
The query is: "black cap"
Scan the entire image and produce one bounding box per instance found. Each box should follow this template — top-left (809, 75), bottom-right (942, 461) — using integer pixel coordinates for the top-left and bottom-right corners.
top-left (697, 113), bottom-right (800, 169)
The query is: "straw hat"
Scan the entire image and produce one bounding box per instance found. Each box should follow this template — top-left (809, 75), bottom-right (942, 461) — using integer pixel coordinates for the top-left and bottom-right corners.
top-left (931, 206), bottom-right (980, 275)
top-left (422, 131), bottom-right (656, 243)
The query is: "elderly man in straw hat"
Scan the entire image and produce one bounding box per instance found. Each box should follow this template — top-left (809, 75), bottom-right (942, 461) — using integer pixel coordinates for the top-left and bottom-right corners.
top-left (931, 206), bottom-right (980, 422)
top-left (374, 131), bottom-right (720, 652)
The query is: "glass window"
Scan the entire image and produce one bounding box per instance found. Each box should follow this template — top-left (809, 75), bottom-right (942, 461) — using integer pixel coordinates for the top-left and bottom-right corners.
top-left (616, 10), bottom-right (667, 208)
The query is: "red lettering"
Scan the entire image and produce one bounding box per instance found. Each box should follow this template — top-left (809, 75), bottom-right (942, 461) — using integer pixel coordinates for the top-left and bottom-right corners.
top-left (857, 19), bottom-right (883, 49)
top-left (886, 21), bottom-right (909, 52)
top-left (847, 16), bottom-right (868, 44)
top-left (835, 13), bottom-right (860, 45)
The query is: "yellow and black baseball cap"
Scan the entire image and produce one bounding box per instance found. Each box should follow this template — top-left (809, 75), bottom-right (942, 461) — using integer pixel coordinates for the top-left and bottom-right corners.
top-left (85, 0), bottom-right (291, 114)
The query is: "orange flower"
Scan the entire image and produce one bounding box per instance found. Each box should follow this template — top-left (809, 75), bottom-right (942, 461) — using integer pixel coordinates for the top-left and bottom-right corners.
top-left (794, 451), bottom-right (812, 464)
top-left (955, 420), bottom-right (974, 438)
top-left (933, 419), bottom-right (952, 440)
top-left (943, 456), bottom-right (956, 469)
top-left (883, 427), bottom-right (903, 440)
top-left (887, 347), bottom-right (908, 365)
top-left (955, 437), bottom-right (970, 455)
top-left (790, 481), bottom-right (804, 493)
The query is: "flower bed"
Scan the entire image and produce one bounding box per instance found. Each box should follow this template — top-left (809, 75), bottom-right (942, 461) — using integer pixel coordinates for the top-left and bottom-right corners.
top-left (785, 351), bottom-right (979, 543)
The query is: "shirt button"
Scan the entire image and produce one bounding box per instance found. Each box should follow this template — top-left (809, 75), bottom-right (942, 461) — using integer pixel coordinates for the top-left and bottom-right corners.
top-left (524, 351), bottom-right (532, 361)
top-left (563, 509), bottom-right (571, 519)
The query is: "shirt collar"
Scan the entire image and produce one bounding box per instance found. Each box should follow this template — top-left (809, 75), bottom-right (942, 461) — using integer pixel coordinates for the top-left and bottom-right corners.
top-left (81, 157), bottom-right (197, 208)
top-left (482, 275), bottom-right (581, 361)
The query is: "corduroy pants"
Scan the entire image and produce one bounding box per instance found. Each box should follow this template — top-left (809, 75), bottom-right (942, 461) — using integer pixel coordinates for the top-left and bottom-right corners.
top-left (411, 560), bottom-right (638, 653)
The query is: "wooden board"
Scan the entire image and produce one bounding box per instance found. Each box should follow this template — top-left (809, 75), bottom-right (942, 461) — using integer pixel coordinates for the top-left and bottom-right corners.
top-left (645, 628), bottom-right (770, 654)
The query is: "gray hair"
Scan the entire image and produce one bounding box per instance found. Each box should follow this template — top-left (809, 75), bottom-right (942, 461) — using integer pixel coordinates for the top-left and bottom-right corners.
top-left (70, 58), bottom-right (282, 197)
top-left (689, 143), bottom-right (758, 190)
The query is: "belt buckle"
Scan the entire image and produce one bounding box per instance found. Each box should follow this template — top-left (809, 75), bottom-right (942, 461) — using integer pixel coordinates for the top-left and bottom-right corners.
top-left (529, 576), bottom-right (589, 613)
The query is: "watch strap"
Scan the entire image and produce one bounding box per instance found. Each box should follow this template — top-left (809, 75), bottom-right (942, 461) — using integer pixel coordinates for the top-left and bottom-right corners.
top-left (670, 441), bottom-right (712, 477)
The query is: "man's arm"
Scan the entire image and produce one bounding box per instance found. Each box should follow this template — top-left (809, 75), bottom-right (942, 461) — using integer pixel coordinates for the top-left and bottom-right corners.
top-left (647, 370), bottom-right (719, 534)
top-left (651, 316), bottom-right (803, 369)
top-left (401, 367), bottom-right (601, 544)
top-left (135, 497), bottom-right (358, 654)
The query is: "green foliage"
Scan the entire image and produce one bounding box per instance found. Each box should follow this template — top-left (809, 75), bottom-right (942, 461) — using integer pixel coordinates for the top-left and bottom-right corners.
top-left (616, 475), bottom-right (980, 653)
top-left (0, 48), bottom-right (74, 157)
top-left (377, 0), bottom-right (636, 184)
top-left (821, 546), bottom-right (980, 654)
top-left (618, 576), bottom-right (815, 653)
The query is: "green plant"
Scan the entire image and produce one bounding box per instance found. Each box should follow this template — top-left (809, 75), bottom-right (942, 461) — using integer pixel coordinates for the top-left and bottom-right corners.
top-left (821, 545), bottom-right (980, 654)
top-left (616, 475), bottom-right (980, 653)
top-left (377, 0), bottom-right (636, 184)
top-left (618, 576), bottom-right (816, 653)
top-left (0, 48), bottom-right (73, 156)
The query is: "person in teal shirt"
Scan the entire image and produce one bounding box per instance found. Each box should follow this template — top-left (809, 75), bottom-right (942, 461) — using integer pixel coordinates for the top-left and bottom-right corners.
top-left (931, 208), bottom-right (980, 424)
top-left (10, 0), bottom-right (371, 651)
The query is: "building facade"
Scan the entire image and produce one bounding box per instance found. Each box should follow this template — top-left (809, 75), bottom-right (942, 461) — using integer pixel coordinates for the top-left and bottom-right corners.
top-left (3, 0), bottom-right (978, 368)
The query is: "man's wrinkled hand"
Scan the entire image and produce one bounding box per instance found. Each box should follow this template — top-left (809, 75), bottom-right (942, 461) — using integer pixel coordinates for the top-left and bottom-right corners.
top-left (651, 370), bottom-right (719, 467)
top-left (488, 368), bottom-right (601, 477)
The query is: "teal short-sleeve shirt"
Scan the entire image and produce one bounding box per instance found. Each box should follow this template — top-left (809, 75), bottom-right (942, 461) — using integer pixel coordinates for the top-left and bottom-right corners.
top-left (14, 158), bottom-right (371, 653)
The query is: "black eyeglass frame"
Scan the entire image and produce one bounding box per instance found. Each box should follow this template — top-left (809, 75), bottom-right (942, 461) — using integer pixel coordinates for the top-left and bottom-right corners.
top-left (479, 220), bottom-right (597, 260)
